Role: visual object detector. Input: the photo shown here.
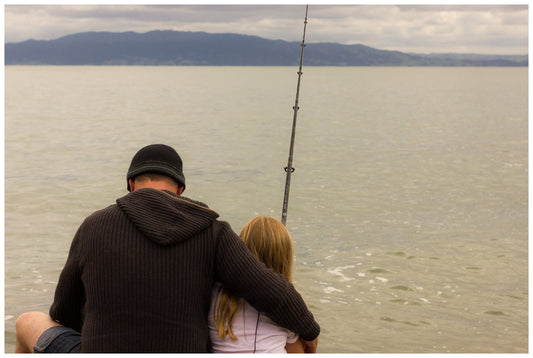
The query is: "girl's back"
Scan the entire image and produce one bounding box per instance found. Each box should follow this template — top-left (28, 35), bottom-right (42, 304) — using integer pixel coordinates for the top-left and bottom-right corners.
top-left (208, 284), bottom-right (298, 353)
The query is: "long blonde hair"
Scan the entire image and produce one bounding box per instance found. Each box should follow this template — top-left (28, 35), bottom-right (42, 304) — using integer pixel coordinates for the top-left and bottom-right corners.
top-left (213, 216), bottom-right (294, 340)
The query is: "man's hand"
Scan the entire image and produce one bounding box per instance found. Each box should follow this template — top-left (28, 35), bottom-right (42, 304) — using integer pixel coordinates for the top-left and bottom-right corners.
top-left (302, 337), bottom-right (319, 353)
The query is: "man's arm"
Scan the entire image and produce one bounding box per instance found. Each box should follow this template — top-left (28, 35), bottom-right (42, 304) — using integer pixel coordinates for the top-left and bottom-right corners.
top-left (49, 228), bottom-right (86, 332)
top-left (213, 221), bottom-right (320, 342)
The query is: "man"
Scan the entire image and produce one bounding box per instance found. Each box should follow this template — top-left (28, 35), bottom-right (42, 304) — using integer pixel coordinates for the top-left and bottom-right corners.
top-left (15, 144), bottom-right (319, 353)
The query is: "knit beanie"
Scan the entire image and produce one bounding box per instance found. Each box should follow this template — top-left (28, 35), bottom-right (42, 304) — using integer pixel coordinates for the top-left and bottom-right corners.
top-left (127, 144), bottom-right (186, 192)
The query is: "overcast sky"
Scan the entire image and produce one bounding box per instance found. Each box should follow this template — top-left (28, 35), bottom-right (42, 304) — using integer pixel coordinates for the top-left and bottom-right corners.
top-left (3, 3), bottom-right (529, 55)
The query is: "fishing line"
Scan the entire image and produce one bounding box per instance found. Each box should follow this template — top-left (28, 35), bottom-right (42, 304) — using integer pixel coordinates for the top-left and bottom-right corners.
top-left (281, 5), bottom-right (308, 226)
top-left (253, 311), bottom-right (260, 353)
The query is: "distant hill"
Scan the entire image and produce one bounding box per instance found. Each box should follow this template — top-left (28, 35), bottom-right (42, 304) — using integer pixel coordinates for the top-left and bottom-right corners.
top-left (4, 30), bottom-right (528, 66)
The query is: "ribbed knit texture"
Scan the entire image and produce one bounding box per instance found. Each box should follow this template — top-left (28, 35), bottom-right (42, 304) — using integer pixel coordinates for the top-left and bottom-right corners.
top-left (49, 188), bottom-right (319, 352)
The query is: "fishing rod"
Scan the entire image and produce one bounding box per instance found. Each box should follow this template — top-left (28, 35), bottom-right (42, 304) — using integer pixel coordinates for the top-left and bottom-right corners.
top-left (281, 5), bottom-right (308, 226)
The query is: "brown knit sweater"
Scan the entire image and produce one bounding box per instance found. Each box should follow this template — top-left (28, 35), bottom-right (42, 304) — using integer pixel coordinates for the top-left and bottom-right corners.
top-left (49, 188), bottom-right (319, 353)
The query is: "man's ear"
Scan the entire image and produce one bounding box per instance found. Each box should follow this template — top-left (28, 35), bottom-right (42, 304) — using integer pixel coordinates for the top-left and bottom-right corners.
top-left (128, 179), bottom-right (135, 192)
top-left (177, 186), bottom-right (184, 195)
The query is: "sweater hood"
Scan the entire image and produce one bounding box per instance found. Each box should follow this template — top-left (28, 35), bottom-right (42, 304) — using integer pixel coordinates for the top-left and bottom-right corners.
top-left (116, 188), bottom-right (219, 246)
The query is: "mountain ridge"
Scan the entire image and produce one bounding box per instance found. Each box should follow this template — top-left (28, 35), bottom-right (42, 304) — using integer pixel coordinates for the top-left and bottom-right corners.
top-left (5, 30), bottom-right (528, 66)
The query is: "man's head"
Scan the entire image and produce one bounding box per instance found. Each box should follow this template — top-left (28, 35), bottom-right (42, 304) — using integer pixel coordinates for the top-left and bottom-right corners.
top-left (127, 144), bottom-right (186, 194)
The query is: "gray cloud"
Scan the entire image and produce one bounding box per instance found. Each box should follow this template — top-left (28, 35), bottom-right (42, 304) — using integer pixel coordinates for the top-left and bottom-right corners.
top-left (4, 4), bottom-right (528, 55)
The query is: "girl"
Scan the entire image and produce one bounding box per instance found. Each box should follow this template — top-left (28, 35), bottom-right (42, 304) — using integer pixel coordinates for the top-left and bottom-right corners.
top-left (208, 216), bottom-right (307, 353)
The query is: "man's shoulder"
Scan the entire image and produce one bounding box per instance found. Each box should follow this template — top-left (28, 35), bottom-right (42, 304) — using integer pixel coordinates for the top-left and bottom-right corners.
top-left (82, 203), bottom-right (122, 224)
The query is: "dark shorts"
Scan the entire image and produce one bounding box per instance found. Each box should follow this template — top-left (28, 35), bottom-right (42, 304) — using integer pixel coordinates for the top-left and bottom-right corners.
top-left (34, 325), bottom-right (81, 353)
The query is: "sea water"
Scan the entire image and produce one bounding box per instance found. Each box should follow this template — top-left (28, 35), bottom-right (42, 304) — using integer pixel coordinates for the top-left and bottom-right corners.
top-left (4, 66), bottom-right (528, 352)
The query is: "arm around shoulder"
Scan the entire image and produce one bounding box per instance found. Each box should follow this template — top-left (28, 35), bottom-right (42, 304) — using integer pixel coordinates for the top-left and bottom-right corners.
top-left (213, 221), bottom-right (320, 341)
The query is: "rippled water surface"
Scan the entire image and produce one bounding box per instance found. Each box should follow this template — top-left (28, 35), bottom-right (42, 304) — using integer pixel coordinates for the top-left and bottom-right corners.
top-left (5, 66), bottom-right (528, 352)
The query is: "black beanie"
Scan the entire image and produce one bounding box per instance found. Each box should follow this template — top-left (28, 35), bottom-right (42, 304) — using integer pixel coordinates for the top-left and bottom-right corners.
top-left (127, 144), bottom-right (186, 192)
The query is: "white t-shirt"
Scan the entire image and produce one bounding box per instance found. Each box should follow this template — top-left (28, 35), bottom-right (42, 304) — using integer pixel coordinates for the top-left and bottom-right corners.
top-left (208, 284), bottom-right (299, 353)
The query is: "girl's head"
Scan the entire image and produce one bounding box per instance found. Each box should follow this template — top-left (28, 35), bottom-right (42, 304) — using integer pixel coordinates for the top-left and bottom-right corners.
top-left (239, 216), bottom-right (294, 282)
